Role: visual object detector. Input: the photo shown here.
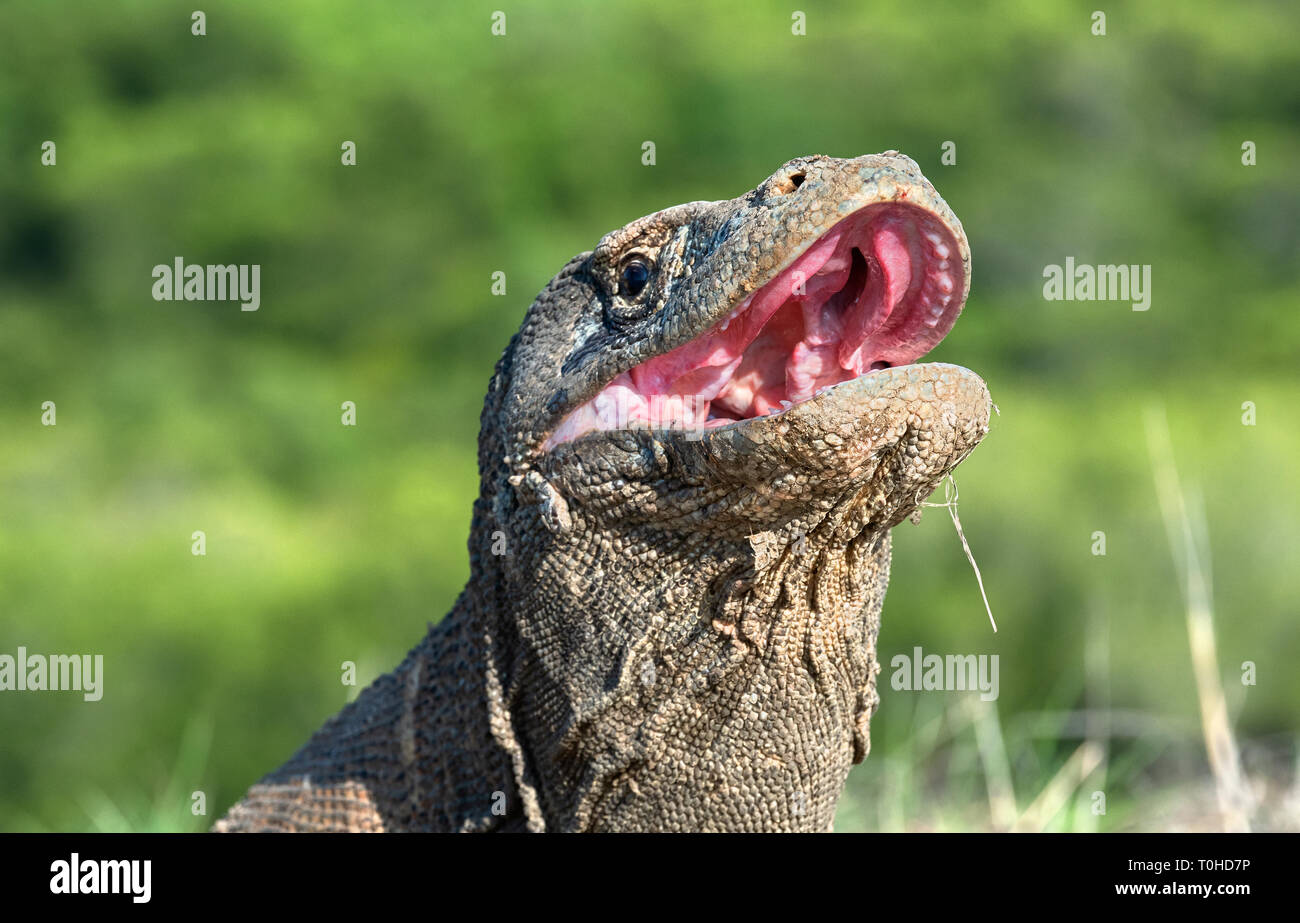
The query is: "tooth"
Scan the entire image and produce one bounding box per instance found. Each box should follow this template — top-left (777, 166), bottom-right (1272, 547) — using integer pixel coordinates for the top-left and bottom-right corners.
top-left (937, 274), bottom-right (954, 294)
top-left (719, 298), bottom-right (750, 332)
top-left (924, 232), bottom-right (950, 260)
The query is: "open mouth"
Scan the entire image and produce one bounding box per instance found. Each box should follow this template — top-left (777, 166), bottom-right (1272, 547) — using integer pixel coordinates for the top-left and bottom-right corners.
top-left (546, 202), bottom-right (967, 449)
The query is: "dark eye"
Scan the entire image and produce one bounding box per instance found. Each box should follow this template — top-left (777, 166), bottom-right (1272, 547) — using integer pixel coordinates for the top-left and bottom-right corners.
top-left (620, 259), bottom-right (651, 297)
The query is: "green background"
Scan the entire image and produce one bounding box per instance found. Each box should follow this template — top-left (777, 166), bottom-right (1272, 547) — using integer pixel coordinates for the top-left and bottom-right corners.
top-left (1, 0), bottom-right (1296, 831)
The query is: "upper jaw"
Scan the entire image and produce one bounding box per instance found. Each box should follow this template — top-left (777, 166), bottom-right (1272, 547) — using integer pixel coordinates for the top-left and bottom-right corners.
top-left (543, 153), bottom-right (974, 454)
top-left (692, 151), bottom-right (972, 357)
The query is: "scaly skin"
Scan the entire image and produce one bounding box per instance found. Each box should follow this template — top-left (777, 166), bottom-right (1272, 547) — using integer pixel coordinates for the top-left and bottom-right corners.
top-left (216, 152), bottom-right (991, 832)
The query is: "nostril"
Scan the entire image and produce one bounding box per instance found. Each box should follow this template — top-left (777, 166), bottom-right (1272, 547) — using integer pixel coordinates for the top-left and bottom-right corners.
top-left (771, 171), bottom-right (807, 196)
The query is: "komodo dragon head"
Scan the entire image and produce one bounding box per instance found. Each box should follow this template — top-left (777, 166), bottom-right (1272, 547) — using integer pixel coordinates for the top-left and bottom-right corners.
top-left (217, 152), bottom-right (990, 833)
top-left (478, 152), bottom-right (991, 830)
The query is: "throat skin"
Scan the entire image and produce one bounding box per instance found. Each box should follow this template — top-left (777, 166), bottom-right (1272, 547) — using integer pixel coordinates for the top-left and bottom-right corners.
top-left (215, 488), bottom-right (893, 833)
top-left (215, 152), bottom-right (990, 832)
top-left (488, 480), bottom-right (896, 832)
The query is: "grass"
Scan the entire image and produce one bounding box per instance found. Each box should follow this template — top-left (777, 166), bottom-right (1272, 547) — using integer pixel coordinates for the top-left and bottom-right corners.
top-left (834, 407), bottom-right (1299, 833)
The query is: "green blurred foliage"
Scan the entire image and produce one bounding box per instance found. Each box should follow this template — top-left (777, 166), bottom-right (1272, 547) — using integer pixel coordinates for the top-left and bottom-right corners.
top-left (0, 0), bottom-right (1296, 831)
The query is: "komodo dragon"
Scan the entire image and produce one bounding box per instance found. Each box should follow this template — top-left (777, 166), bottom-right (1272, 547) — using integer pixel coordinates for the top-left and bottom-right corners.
top-left (216, 152), bottom-right (991, 832)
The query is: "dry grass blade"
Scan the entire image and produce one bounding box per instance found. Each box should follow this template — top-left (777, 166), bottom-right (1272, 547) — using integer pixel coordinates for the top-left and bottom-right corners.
top-left (1143, 404), bottom-right (1254, 832)
top-left (969, 697), bottom-right (1018, 830)
top-left (1013, 741), bottom-right (1106, 832)
top-left (922, 476), bottom-right (997, 632)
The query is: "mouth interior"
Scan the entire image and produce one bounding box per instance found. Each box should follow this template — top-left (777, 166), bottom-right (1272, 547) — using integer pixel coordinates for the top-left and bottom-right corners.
top-left (546, 202), bottom-right (965, 449)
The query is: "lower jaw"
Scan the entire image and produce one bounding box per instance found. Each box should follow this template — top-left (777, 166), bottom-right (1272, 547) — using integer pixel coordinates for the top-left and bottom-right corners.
top-left (704, 363), bottom-right (992, 476)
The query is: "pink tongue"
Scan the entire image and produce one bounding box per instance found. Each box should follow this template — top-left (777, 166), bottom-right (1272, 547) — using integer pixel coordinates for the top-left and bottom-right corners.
top-left (837, 221), bottom-right (913, 374)
top-left (629, 208), bottom-right (927, 418)
top-left (628, 226), bottom-right (845, 399)
top-left (785, 341), bottom-right (841, 403)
